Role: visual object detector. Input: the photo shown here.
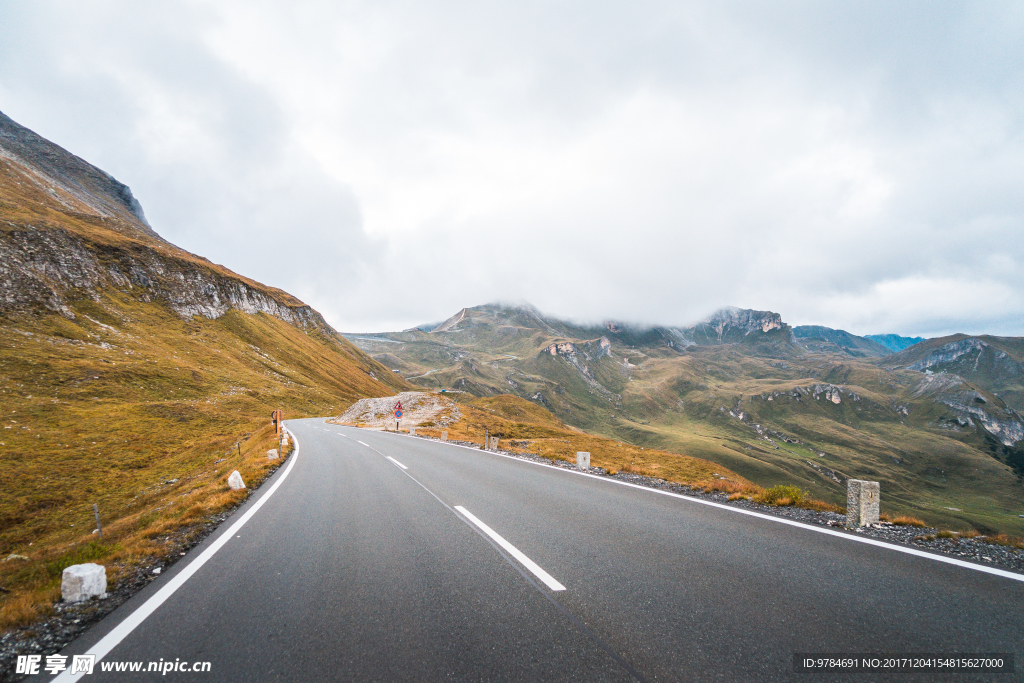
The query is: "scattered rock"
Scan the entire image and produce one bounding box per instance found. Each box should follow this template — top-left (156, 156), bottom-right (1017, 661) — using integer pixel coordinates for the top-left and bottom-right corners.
top-left (227, 470), bottom-right (245, 490)
top-left (2, 554), bottom-right (28, 563)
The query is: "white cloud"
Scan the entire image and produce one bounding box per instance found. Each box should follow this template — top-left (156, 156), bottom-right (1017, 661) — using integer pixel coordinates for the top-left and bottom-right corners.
top-left (1, 0), bottom-right (1022, 336)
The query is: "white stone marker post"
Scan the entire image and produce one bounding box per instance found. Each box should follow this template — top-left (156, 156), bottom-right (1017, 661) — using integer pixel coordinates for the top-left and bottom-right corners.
top-left (441, 431), bottom-right (448, 441)
top-left (490, 437), bottom-right (499, 450)
top-left (576, 451), bottom-right (591, 469)
top-left (846, 479), bottom-right (880, 527)
top-left (62, 563), bottom-right (106, 602)
top-left (410, 427), bottom-right (417, 436)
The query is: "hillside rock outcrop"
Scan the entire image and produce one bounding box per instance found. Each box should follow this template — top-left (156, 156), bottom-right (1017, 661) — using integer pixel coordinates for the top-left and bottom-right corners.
top-left (0, 110), bottom-right (337, 336)
top-left (682, 307), bottom-right (786, 344)
top-left (908, 337), bottom-right (1020, 378)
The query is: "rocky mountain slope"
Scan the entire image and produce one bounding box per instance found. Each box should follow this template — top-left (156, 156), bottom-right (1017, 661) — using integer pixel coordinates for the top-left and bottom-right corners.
top-left (347, 302), bottom-right (1024, 536)
top-left (885, 335), bottom-right (1024, 413)
top-left (0, 111), bottom-right (409, 631)
top-left (792, 325), bottom-right (892, 358)
top-left (866, 333), bottom-right (926, 353)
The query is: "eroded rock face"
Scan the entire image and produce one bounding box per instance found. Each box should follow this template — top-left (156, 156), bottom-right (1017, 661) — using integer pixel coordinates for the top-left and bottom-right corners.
top-left (0, 110), bottom-right (337, 336)
top-left (681, 307), bottom-right (786, 344)
top-left (543, 337), bottom-right (617, 398)
top-left (707, 307), bottom-right (783, 335)
top-left (908, 337), bottom-right (1022, 382)
top-left (939, 391), bottom-right (1024, 446)
top-left (909, 338), bottom-right (990, 372)
top-left (912, 374), bottom-right (1024, 446)
top-left (0, 226), bottom-right (336, 333)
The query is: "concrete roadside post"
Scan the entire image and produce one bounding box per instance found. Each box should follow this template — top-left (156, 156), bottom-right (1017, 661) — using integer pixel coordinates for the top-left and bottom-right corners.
top-left (410, 427), bottom-right (416, 436)
top-left (846, 479), bottom-right (880, 527)
top-left (576, 451), bottom-right (590, 469)
top-left (441, 431), bottom-right (448, 441)
top-left (489, 436), bottom-right (499, 450)
top-left (483, 429), bottom-right (489, 450)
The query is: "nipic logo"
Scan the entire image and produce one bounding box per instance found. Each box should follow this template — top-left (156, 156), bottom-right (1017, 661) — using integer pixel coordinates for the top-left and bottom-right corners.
top-left (16, 653), bottom-right (95, 675)
top-left (70, 655), bottom-right (97, 675)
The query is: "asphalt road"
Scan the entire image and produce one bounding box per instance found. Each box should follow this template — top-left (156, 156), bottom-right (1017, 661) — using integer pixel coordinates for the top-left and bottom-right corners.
top-left (40, 418), bottom-right (1024, 682)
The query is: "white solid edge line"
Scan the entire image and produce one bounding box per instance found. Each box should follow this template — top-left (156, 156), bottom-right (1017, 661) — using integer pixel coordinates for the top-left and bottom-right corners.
top-left (387, 432), bottom-right (1024, 584)
top-left (386, 456), bottom-right (408, 470)
top-left (454, 505), bottom-right (566, 591)
top-left (52, 429), bottom-right (303, 682)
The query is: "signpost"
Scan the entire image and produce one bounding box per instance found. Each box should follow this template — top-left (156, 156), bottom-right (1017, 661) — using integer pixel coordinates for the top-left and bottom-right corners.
top-left (394, 401), bottom-right (403, 431)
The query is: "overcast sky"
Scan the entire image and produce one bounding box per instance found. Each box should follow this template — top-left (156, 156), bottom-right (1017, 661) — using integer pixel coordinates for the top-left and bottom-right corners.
top-left (1, 1), bottom-right (1022, 336)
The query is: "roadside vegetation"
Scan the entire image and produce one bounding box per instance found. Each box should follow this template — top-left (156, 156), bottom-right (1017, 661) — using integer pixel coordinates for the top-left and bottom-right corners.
top-left (0, 296), bottom-right (407, 633)
top-left (386, 392), bottom-right (844, 513)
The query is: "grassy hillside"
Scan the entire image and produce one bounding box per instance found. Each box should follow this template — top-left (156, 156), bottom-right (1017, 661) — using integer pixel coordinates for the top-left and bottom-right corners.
top-left (0, 294), bottom-right (408, 630)
top-left (0, 111), bottom-right (410, 632)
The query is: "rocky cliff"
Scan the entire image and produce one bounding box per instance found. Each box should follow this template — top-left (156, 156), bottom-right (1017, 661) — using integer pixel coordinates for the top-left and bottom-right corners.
top-left (679, 307), bottom-right (787, 345)
top-left (0, 110), bottom-right (336, 336)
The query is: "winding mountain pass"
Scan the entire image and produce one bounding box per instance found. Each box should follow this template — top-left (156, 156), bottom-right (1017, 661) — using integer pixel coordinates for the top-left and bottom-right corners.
top-left (46, 420), bottom-right (1024, 682)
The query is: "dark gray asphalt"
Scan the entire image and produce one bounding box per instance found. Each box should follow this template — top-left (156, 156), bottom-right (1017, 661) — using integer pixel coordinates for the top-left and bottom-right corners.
top-left (42, 419), bottom-right (1024, 682)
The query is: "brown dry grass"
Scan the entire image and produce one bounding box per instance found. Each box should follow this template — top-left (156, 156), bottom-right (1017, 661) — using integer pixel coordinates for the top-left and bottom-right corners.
top-left (0, 423), bottom-right (292, 631)
top-left (892, 516), bottom-right (928, 527)
top-left (405, 393), bottom-right (842, 513)
top-left (986, 533), bottom-right (1024, 549)
top-left (0, 287), bottom-right (408, 633)
top-left (446, 395), bottom-right (746, 485)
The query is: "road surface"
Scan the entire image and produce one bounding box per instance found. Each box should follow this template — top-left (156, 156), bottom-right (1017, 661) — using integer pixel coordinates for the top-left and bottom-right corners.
top-left (42, 418), bottom-right (1024, 681)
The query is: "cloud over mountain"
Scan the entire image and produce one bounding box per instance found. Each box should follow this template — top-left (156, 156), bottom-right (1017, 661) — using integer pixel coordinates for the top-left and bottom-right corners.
top-left (2, 1), bottom-right (1021, 335)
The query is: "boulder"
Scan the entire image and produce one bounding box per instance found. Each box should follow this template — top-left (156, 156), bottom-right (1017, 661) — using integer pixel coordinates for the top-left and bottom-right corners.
top-left (267, 449), bottom-right (278, 459)
top-left (62, 563), bottom-right (106, 602)
top-left (228, 470), bottom-right (246, 490)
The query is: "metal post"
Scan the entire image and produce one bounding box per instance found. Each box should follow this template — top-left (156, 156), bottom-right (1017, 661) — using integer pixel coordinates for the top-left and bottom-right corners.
top-left (93, 503), bottom-right (102, 538)
top-left (237, 443), bottom-right (242, 458)
top-left (484, 429), bottom-right (488, 450)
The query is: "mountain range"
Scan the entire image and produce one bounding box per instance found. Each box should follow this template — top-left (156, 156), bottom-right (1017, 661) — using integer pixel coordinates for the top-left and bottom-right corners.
top-left (346, 302), bottom-right (1024, 535)
top-left (1, 106), bottom-right (1022, 636)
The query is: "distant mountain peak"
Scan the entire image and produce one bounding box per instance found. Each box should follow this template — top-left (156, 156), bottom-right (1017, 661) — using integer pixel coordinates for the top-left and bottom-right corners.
top-left (865, 334), bottom-right (926, 353)
top-left (695, 307), bottom-right (785, 338)
top-left (792, 325), bottom-right (892, 358)
top-left (0, 109), bottom-right (157, 238)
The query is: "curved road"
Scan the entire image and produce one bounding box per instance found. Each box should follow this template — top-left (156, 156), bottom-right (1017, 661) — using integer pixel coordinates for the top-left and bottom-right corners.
top-left (42, 418), bottom-right (1024, 681)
